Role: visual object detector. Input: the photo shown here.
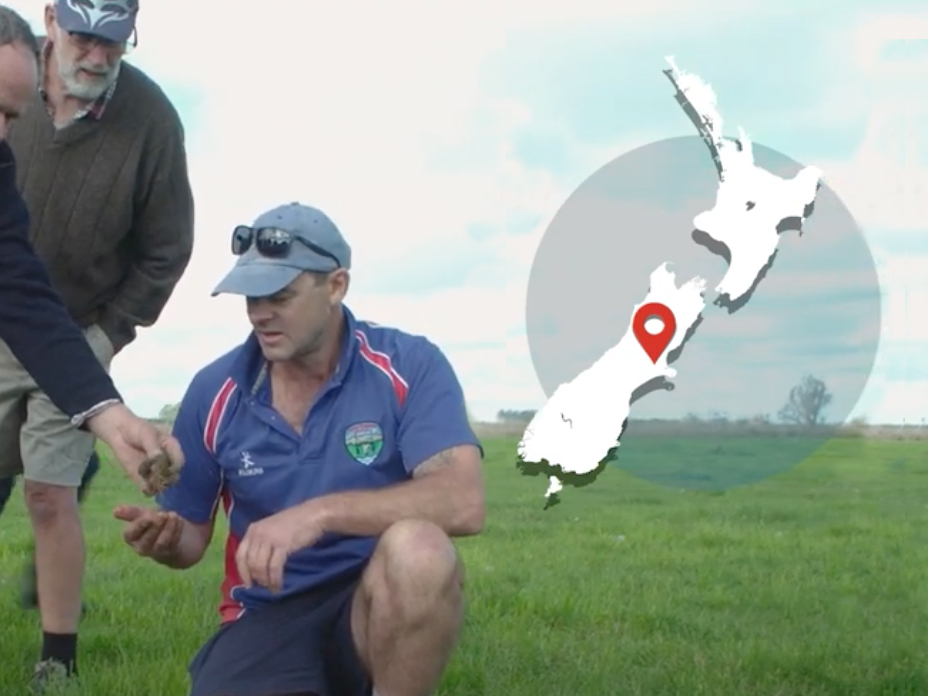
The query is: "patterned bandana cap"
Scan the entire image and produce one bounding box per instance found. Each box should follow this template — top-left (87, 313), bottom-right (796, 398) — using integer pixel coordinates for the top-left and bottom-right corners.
top-left (55, 0), bottom-right (138, 43)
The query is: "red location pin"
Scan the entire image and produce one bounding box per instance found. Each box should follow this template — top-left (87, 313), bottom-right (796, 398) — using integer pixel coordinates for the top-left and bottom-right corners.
top-left (632, 302), bottom-right (677, 364)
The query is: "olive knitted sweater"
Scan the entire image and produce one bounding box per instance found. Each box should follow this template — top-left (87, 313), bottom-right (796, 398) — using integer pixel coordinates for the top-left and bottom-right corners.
top-left (6, 59), bottom-right (195, 352)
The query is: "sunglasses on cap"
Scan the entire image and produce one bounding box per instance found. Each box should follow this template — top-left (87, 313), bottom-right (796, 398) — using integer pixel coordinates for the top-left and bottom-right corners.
top-left (231, 226), bottom-right (342, 268)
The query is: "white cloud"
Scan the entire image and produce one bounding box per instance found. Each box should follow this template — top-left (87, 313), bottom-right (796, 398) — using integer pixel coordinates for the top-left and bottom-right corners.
top-left (851, 378), bottom-right (928, 426)
top-left (817, 14), bottom-right (928, 235)
top-left (819, 108), bottom-right (927, 235)
top-left (848, 11), bottom-right (928, 78)
top-left (879, 253), bottom-right (927, 342)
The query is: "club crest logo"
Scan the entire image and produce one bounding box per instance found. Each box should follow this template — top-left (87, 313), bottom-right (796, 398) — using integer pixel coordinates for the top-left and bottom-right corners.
top-left (344, 422), bottom-right (384, 466)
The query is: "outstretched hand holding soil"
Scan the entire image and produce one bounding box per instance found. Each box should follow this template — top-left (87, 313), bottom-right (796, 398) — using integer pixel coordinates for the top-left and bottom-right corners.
top-left (138, 450), bottom-right (183, 496)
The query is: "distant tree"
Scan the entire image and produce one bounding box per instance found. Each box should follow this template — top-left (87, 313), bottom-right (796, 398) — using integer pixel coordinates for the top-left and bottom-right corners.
top-left (158, 402), bottom-right (181, 422)
top-left (777, 375), bottom-right (832, 425)
top-left (496, 409), bottom-right (537, 423)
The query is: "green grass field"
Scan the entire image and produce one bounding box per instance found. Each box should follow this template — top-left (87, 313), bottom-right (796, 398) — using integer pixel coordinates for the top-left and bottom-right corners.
top-left (1, 436), bottom-right (926, 695)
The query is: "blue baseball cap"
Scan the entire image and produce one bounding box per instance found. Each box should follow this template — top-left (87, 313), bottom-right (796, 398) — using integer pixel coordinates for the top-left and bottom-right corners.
top-left (55, 0), bottom-right (139, 44)
top-left (212, 202), bottom-right (352, 298)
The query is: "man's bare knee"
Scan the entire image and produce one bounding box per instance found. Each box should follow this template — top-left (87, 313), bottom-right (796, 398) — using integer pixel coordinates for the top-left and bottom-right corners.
top-left (353, 520), bottom-right (466, 693)
top-left (368, 519), bottom-right (463, 599)
top-left (23, 480), bottom-right (78, 528)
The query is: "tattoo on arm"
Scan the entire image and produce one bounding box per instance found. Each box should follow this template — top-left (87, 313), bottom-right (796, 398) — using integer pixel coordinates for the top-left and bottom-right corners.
top-left (413, 447), bottom-right (456, 477)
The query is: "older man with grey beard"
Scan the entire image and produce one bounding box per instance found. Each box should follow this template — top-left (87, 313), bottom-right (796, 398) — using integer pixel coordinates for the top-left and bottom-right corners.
top-left (2, 0), bottom-right (195, 690)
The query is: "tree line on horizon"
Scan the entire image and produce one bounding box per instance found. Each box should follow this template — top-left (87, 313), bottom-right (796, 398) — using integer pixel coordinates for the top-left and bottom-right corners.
top-left (156, 375), bottom-right (838, 427)
top-left (496, 375), bottom-right (838, 426)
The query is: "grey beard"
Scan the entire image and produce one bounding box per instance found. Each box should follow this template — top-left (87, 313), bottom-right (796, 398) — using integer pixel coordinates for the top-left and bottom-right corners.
top-left (60, 70), bottom-right (113, 101)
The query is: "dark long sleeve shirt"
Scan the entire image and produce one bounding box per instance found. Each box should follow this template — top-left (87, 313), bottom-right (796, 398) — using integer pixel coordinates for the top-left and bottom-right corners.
top-left (0, 140), bottom-right (121, 419)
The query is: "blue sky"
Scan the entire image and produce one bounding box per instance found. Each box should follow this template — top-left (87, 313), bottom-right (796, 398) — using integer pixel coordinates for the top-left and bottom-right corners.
top-left (9, 0), bottom-right (924, 424)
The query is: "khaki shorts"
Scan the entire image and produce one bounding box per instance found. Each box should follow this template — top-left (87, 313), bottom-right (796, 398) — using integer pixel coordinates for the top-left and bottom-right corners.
top-left (0, 324), bottom-right (115, 487)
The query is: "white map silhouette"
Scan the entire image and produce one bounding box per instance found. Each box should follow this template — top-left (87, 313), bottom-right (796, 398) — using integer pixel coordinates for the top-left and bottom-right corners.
top-left (664, 56), bottom-right (824, 304)
top-left (519, 59), bottom-right (826, 502)
top-left (518, 264), bottom-right (706, 499)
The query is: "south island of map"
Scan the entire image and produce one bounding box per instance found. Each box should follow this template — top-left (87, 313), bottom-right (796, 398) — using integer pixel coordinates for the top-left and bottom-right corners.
top-left (518, 264), bottom-right (706, 500)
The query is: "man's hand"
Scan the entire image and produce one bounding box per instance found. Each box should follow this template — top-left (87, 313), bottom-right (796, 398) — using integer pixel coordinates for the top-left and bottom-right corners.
top-left (235, 503), bottom-right (326, 593)
top-left (86, 403), bottom-right (184, 496)
top-left (113, 505), bottom-right (183, 561)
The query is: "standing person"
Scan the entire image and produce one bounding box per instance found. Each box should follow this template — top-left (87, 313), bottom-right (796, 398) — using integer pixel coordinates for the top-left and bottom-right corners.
top-left (115, 203), bottom-right (486, 696)
top-left (2, 0), bottom-right (195, 689)
top-left (0, 7), bottom-right (183, 490)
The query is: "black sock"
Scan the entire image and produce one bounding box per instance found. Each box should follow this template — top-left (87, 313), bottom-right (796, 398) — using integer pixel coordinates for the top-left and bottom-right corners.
top-left (41, 632), bottom-right (77, 675)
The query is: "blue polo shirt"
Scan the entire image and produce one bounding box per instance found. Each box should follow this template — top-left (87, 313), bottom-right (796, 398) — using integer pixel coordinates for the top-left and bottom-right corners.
top-left (156, 306), bottom-right (481, 623)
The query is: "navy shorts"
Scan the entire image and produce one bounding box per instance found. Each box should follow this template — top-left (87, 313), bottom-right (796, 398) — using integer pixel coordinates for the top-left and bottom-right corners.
top-left (188, 572), bottom-right (371, 696)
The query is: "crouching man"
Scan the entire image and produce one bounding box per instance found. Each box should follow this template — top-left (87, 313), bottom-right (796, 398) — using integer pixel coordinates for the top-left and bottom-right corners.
top-left (113, 202), bottom-right (485, 696)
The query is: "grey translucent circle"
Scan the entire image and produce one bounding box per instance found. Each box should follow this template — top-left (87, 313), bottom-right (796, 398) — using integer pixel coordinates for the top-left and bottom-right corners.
top-left (524, 135), bottom-right (881, 491)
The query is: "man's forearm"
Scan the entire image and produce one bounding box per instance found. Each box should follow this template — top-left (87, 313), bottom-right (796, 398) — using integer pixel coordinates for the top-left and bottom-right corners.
top-left (308, 472), bottom-right (485, 540)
